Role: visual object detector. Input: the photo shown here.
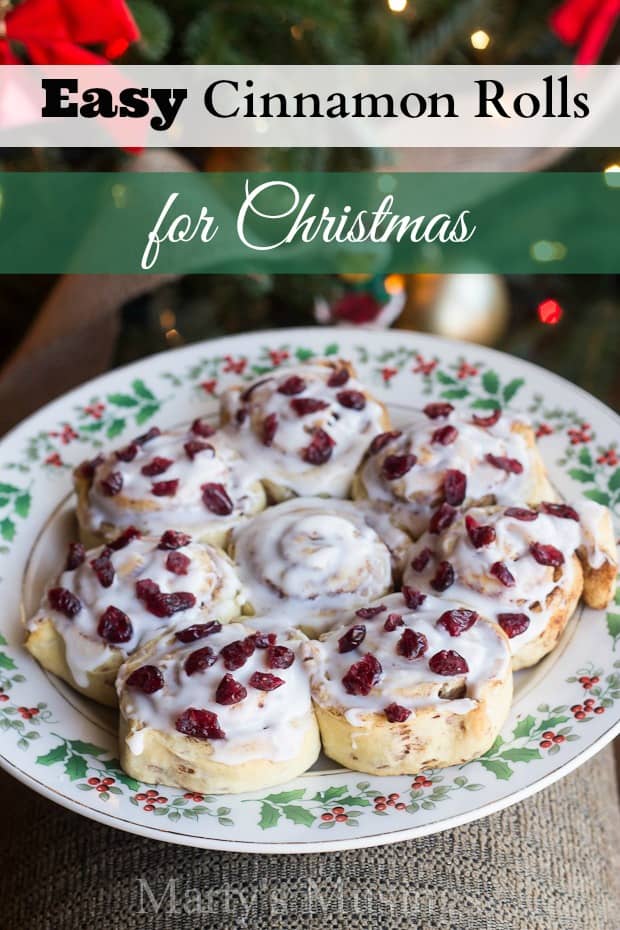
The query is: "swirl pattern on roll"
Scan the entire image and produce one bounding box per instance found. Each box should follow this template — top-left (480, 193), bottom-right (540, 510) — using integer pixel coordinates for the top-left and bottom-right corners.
top-left (231, 497), bottom-right (394, 635)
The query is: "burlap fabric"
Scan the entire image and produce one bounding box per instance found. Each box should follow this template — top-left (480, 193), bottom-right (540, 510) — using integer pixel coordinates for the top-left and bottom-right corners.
top-left (1, 748), bottom-right (618, 930)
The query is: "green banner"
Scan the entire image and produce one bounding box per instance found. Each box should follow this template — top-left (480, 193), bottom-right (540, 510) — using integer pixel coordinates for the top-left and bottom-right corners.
top-left (0, 171), bottom-right (618, 273)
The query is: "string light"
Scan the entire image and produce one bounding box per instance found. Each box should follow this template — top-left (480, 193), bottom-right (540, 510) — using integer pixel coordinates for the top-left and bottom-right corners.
top-left (604, 163), bottom-right (620, 188)
top-left (470, 29), bottom-right (490, 50)
top-left (384, 274), bottom-right (405, 295)
top-left (537, 298), bottom-right (563, 325)
top-left (530, 240), bottom-right (567, 262)
top-left (387, 0), bottom-right (408, 12)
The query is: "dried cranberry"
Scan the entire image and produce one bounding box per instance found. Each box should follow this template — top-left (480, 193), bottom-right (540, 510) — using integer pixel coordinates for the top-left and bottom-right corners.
top-left (472, 409), bottom-right (501, 428)
top-left (490, 561), bottom-right (516, 587)
top-left (215, 674), bottom-right (247, 705)
top-left (497, 613), bottom-right (531, 638)
top-left (48, 587), bottom-right (82, 618)
top-left (136, 578), bottom-right (159, 601)
top-left (126, 665), bottom-right (164, 694)
top-left (342, 653), bottom-right (382, 695)
top-left (249, 671), bottom-right (285, 691)
top-left (424, 402), bottom-right (454, 419)
top-left (382, 453), bottom-right (417, 480)
top-left (191, 418), bottom-right (215, 439)
top-left (166, 551), bottom-right (190, 575)
top-left (65, 542), bottom-right (86, 571)
top-left (437, 609), bottom-right (478, 637)
top-left (220, 638), bottom-right (255, 671)
top-left (184, 646), bottom-right (217, 676)
top-left (355, 604), bottom-right (386, 619)
top-left (410, 547), bottom-right (433, 572)
top-left (158, 530), bottom-right (191, 550)
top-left (90, 549), bottom-right (115, 588)
top-left (485, 453), bottom-right (523, 475)
top-left (277, 375), bottom-right (306, 395)
top-left (327, 368), bottom-right (349, 388)
top-left (428, 649), bottom-right (469, 676)
top-left (175, 621), bottom-right (222, 643)
top-left (252, 632), bottom-right (277, 649)
top-left (202, 482), bottom-right (234, 515)
top-left (115, 442), bottom-right (138, 463)
top-left (151, 479), bottom-right (179, 497)
top-left (384, 703), bottom-right (411, 723)
top-left (77, 455), bottom-right (104, 480)
top-left (262, 413), bottom-right (278, 446)
top-left (402, 586), bottom-right (426, 610)
top-left (369, 430), bottom-right (402, 454)
top-left (338, 624), bottom-right (366, 653)
top-left (99, 471), bottom-right (123, 497)
top-left (267, 644), bottom-right (295, 669)
top-left (337, 390), bottom-right (366, 411)
top-left (465, 515), bottom-right (496, 548)
top-left (184, 440), bottom-right (213, 461)
top-left (429, 503), bottom-right (456, 535)
top-left (530, 542), bottom-right (565, 567)
top-left (175, 707), bottom-right (225, 740)
top-left (140, 455), bottom-right (174, 478)
top-left (384, 613), bottom-right (404, 632)
top-left (541, 502), bottom-right (579, 521)
top-left (135, 427), bottom-right (161, 446)
top-left (397, 628), bottom-right (428, 659)
top-left (290, 397), bottom-right (330, 417)
top-left (444, 470), bottom-right (467, 506)
top-left (108, 526), bottom-right (141, 551)
top-left (430, 560), bottom-right (455, 592)
top-left (303, 428), bottom-right (335, 465)
top-left (97, 606), bottom-right (132, 644)
top-left (505, 507), bottom-right (538, 522)
top-left (144, 591), bottom-right (197, 618)
top-left (432, 425), bottom-right (458, 446)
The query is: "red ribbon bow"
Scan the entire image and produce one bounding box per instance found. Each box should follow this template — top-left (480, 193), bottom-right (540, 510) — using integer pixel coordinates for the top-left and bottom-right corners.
top-left (0, 0), bottom-right (139, 64)
top-left (551, 0), bottom-right (620, 64)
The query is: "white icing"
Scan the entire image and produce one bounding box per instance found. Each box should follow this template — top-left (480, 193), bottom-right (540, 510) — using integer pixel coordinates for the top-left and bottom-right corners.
top-left (232, 497), bottom-right (393, 634)
top-left (359, 409), bottom-right (545, 537)
top-left (27, 535), bottom-right (245, 686)
top-left (83, 427), bottom-right (264, 537)
top-left (117, 621), bottom-right (314, 765)
top-left (306, 591), bottom-right (510, 726)
top-left (576, 499), bottom-right (614, 570)
top-left (220, 361), bottom-right (386, 497)
top-left (403, 506), bottom-right (583, 654)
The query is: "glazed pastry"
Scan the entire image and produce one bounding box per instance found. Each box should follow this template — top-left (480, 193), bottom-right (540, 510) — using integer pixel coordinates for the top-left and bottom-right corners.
top-left (403, 501), bottom-right (617, 670)
top-left (229, 497), bottom-right (394, 636)
top-left (306, 591), bottom-right (512, 775)
top-left (117, 621), bottom-right (320, 794)
top-left (352, 404), bottom-right (555, 538)
top-left (74, 421), bottom-right (266, 549)
top-left (220, 359), bottom-right (390, 500)
top-left (25, 529), bottom-right (246, 706)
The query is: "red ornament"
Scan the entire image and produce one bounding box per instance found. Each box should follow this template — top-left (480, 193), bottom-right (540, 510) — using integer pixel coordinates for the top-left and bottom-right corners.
top-left (0, 0), bottom-right (139, 65)
top-left (550, 0), bottom-right (620, 64)
top-left (537, 298), bottom-right (563, 325)
top-left (331, 291), bottom-right (382, 325)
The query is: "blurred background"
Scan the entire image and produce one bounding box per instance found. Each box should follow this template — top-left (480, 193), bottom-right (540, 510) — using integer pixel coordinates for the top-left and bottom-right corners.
top-left (0, 0), bottom-right (619, 423)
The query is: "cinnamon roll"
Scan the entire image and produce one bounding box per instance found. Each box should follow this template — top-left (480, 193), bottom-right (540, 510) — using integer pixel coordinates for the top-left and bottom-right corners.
top-left (229, 497), bottom-right (394, 636)
top-left (74, 421), bottom-right (266, 549)
top-left (403, 501), bottom-right (617, 670)
top-left (25, 529), bottom-right (246, 706)
top-left (117, 621), bottom-right (319, 794)
top-left (353, 404), bottom-right (555, 539)
top-left (306, 591), bottom-right (512, 775)
top-left (220, 358), bottom-right (390, 500)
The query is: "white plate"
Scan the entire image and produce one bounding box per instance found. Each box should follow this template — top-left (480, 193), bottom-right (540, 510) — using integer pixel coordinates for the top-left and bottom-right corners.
top-left (0, 327), bottom-right (618, 853)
